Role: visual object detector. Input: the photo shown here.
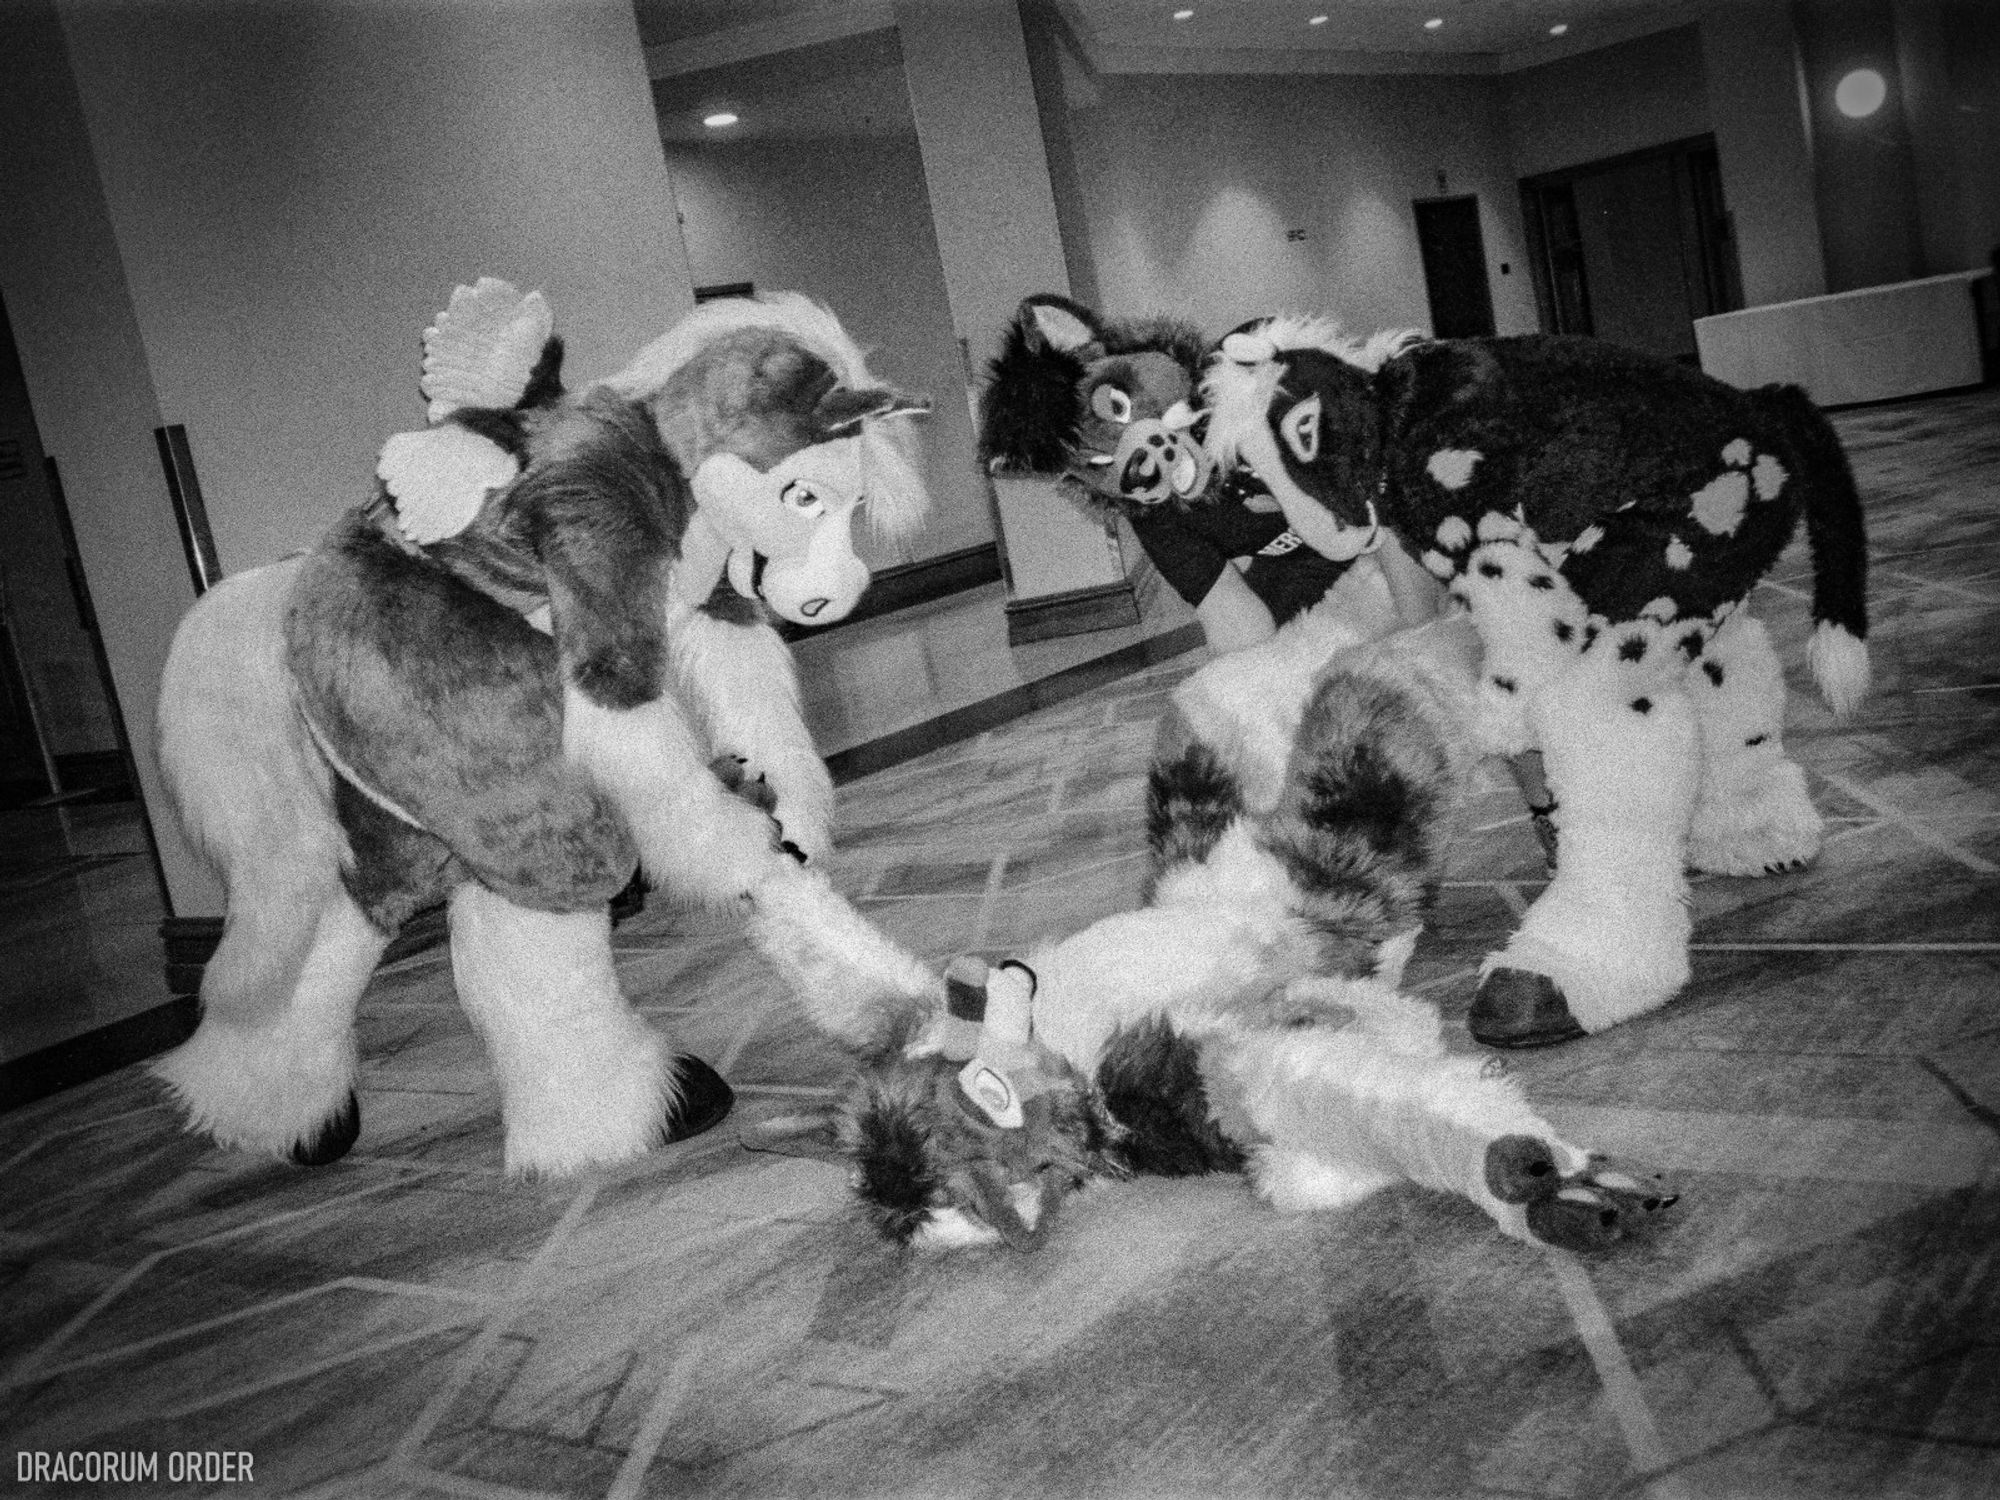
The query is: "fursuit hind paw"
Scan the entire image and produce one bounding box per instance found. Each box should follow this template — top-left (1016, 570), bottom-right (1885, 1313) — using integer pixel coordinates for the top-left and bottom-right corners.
top-left (1485, 1135), bottom-right (1678, 1252)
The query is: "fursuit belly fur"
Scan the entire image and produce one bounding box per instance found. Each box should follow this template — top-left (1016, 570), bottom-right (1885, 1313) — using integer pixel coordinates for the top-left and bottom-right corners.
top-left (1203, 324), bottom-right (1870, 1046)
top-left (759, 612), bottom-right (1676, 1257)
top-left (153, 281), bottom-right (936, 1177)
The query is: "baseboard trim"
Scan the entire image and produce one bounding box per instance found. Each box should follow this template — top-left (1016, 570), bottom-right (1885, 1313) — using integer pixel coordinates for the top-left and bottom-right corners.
top-left (826, 620), bottom-right (1203, 785)
top-left (1003, 576), bottom-right (1143, 646)
top-left (0, 995), bottom-right (199, 1114)
top-left (780, 542), bottom-right (1002, 640)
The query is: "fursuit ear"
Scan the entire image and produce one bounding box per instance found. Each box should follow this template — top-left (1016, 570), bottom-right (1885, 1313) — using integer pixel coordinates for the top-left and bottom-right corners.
top-left (1023, 294), bottom-right (1103, 357)
top-left (977, 293), bottom-right (1103, 475)
top-left (814, 384), bottom-right (932, 440)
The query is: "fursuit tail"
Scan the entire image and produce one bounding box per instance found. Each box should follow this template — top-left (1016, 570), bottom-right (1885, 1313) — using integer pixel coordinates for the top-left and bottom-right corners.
top-left (1758, 382), bottom-right (1870, 717)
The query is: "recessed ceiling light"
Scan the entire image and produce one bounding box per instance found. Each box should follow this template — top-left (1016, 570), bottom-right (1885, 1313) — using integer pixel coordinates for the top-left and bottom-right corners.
top-left (1308, 13), bottom-right (1328, 23)
top-left (1424, 16), bottom-right (1444, 30)
top-left (702, 112), bottom-right (739, 129)
top-left (1549, 22), bottom-right (1569, 35)
top-left (1835, 67), bottom-right (1887, 117)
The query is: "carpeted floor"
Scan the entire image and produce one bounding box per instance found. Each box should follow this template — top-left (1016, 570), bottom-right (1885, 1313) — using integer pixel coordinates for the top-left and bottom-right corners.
top-left (2, 387), bottom-right (1996, 1499)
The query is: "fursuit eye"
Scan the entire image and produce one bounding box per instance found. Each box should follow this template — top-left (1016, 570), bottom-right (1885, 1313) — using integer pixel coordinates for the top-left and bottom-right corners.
top-left (1089, 385), bottom-right (1133, 425)
top-left (1280, 394), bottom-right (1323, 464)
top-left (779, 479), bottom-right (825, 516)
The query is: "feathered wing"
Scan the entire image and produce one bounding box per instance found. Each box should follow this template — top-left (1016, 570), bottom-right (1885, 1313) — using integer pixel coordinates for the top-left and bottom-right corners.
top-left (420, 277), bottom-right (555, 421)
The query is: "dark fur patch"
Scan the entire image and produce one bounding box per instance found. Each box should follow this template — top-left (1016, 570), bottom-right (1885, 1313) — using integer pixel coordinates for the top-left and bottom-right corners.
top-left (1259, 668), bottom-right (1455, 970)
top-left (840, 1068), bottom-right (945, 1245)
top-left (978, 299), bottom-right (1091, 474)
top-left (1096, 1017), bottom-right (1246, 1177)
top-left (510, 390), bottom-right (693, 709)
top-left (1146, 741), bottom-right (1245, 876)
top-left (1701, 659), bottom-right (1725, 687)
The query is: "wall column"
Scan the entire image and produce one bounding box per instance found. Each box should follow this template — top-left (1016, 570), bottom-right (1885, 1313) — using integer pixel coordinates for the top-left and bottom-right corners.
top-left (895, 0), bottom-right (1139, 642)
top-left (1698, 0), bottom-right (1828, 306)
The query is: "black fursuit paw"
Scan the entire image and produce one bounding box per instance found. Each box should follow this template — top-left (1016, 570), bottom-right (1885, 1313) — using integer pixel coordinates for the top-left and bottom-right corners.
top-left (1486, 1136), bottom-right (1678, 1252)
top-left (1469, 968), bottom-right (1585, 1049)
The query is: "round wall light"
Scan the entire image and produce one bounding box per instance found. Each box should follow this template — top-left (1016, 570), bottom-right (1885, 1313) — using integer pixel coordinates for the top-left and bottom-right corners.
top-left (1424, 16), bottom-right (1444, 29)
top-left (1835, 68), bottom-right (1887, 118)
top-left (702, 111), bottom-right (740, 128)
top-left (1549, 22), bottom-right (1569, 36)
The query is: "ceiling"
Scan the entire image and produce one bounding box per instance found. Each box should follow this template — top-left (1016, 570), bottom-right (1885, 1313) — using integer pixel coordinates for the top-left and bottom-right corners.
top-left (640, 0), bottom-right (1701, 140)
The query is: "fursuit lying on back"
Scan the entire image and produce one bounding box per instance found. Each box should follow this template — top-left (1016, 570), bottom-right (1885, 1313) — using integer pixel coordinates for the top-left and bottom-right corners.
top-left (1206, 324), bottom-right (1871, 1048)
top-left (759, 605), bottom-right (1676, 1255)
top-left (153, 280), bottom-right (934, 1176)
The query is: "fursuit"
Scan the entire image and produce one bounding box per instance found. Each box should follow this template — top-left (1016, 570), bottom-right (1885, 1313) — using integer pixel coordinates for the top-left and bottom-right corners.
top-left (752, 607), bottom-right (1677, 1255)
top-left (153, 281), bottom-right (936, 1176)
top-left (977, 294), bottom-right (1437, 654)
top-left (1204, 323), bottom-right (1870, 1047)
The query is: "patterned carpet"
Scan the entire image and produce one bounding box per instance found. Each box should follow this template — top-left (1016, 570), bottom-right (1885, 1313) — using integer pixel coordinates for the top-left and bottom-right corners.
top-left (2, 388), bottom-right (1996, 1498)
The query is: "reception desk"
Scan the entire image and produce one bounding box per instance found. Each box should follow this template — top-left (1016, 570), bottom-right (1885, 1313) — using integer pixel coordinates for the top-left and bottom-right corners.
top-left (1694, 269), bottom-right (1987, 406)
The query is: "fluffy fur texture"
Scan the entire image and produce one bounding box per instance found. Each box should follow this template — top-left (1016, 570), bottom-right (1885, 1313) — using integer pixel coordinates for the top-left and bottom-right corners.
top-left (1207, 321), bottom-right (1870, 1044)
top-left (604, 291), bottom-right (928, 546)
top-left (800, 612), bottom-right (1674, 1254)
top-left (978, 293), bottom-right (1214, 508)
top-left (154, 283), bottom-right (920, 1175)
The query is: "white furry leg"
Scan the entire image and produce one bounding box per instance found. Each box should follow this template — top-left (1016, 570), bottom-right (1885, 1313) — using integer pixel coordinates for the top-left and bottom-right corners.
top-left (449, 883), bottom-right (676, 1177)
top-left (666, 597), bottom-right (835, 864)
top-left (1217, 1023), bottom-right (1581, 1238)
top-left (561, 683), bottom-right (797, 907)
top-left (152, 890), bottom-right (384, 1162)
top-left (745, 863), bottom-right (942, 1056)
top-left (1686, 612), bottom-right (1824, 876)
top-left (153, 556), bottom-right (379, 1163)
top-left (1474, 645), bottom-right (1699, 1041)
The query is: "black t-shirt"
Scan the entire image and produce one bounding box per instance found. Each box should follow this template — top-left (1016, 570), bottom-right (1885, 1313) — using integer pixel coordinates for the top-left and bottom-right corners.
top-left (1128, 469), bottom-right (1351, 626)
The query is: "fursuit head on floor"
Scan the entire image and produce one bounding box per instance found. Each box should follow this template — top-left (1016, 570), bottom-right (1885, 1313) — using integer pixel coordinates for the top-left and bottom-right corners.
top-left (153, 279), bottom-right (943, 1177)
top-left (1203, 320), bottom-right (1871, 1049)
top-left (751, 589), bottom-right (1678, 1257)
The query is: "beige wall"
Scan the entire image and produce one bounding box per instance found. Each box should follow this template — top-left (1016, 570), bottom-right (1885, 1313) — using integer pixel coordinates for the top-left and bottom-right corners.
top-left (7, 0), bottom-right (696, 917)
top-left (1505, 26), bottom-right (1712, 179)
top-left (666, 134), bottom-right (992, 562)
top-left (58, 0), bottom-right (696, 578)
top-left (1049, 68), bottom-right (1539, 339)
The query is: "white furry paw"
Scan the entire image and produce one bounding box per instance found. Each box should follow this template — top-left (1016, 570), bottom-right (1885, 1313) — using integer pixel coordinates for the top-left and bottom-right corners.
top-left (1687, 756), bottom-right (1824, 876)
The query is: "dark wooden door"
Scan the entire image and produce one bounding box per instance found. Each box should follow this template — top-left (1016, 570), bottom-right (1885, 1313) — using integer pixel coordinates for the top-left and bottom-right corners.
top-left (1413, 196), bottom-right (1497, 338)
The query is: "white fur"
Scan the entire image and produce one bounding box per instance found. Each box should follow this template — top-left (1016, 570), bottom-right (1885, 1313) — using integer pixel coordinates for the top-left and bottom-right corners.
top-left (1169, 587), bottom-right (1390, 812)
top-left (152, 890), bottom-right (383, 1157)
top-left (746, 864), bottom-right (943, 1049)
top-left (1807, 620), bottom-right (1870, 720)
top-left (1216, 1001), bottom-right (1583, 1239)
top-left (448, 884), bottom-right (673, 1177)
top-left (1686, 612), bottom-right (1824, 875)
top-left (665, 585), bottom-right (835, 864)
top-left (1487, 648), bottom-right (1699, 1032)
top-left (601, 292), bottom-right (927, 544)
top-left (561, 682), bottom-right (793, 906)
